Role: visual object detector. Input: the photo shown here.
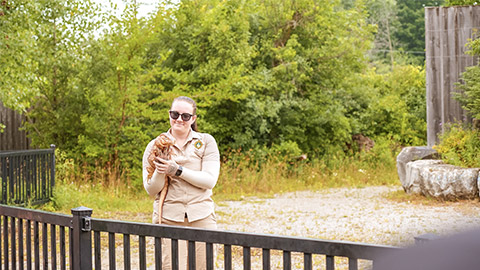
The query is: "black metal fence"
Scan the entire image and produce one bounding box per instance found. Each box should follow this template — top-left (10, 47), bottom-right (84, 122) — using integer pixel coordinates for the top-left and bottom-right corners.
top-left (0, 204), bottom-right (401, 270)
top-left (0, 146), bottom-right (56, 205)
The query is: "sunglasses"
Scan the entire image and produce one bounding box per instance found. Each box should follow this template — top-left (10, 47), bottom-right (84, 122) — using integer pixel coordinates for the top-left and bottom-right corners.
top-left (169, 110), bottom-right (194, 121)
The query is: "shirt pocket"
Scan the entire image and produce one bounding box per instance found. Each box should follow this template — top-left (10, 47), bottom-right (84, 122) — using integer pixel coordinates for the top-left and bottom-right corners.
top-left (191, 146), bottom-right (205, 160)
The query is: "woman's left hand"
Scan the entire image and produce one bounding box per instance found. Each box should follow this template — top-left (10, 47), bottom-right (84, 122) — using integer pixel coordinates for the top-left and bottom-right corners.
top-left (155, 157), bottom-right (179, 176)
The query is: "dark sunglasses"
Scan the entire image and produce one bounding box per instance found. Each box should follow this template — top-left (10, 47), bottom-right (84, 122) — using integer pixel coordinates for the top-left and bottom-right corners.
top-left (169, 110), bottom-right (194, 121)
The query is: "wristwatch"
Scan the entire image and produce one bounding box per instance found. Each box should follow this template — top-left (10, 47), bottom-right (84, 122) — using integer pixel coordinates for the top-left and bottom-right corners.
top-left (175, 165), bottom-right (183, 176)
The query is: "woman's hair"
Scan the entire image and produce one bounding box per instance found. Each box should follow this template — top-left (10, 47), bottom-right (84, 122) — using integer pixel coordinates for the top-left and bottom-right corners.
top-left (172, 96), bottom-right (198, 131)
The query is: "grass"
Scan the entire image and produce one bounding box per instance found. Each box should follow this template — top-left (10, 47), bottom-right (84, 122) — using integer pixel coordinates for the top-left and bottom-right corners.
top-left (39, 147), bottom-right (403, 219)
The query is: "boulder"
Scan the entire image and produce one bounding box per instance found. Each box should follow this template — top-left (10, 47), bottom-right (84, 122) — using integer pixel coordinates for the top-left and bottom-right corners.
top-left (397, 146), bottom-right (438, 187)
top-left (405, 160), bottom-right (480, 200)
top-left (404, 159), bottom-right (443, 194)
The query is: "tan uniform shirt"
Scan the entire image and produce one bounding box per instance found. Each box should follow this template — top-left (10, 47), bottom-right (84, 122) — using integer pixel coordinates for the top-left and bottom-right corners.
top-left (143, 129), bottom-right (220, 223)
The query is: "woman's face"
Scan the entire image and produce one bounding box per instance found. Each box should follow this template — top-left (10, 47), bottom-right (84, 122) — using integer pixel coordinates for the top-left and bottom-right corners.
top-left (169, 100), bottom-right (196, 134)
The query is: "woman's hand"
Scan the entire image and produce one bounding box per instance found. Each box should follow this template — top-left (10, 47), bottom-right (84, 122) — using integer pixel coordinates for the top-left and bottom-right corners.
top-left (154, 157), bottom-right (179, 176)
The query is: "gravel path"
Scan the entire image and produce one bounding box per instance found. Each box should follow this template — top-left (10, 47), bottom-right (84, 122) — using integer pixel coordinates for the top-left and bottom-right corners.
top-left (104, 185), bottom-right (480, 269)
top-left (215, 185), bottom-right (480, 246)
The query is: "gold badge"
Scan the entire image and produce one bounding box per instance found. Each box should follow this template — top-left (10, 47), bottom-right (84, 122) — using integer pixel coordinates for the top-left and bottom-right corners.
top-left (194, 140), bottom-right (203, 149)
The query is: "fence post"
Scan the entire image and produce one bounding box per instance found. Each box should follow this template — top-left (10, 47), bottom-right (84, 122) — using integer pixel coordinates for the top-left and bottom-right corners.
top-left (71, 206), bottom-right (93, 270)
top-left (50, 144), bottom-right (56, 189)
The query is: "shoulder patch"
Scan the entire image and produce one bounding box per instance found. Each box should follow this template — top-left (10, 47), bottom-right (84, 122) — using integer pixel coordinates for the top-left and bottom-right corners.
top-left (194, 140), bottom-right (204, 149)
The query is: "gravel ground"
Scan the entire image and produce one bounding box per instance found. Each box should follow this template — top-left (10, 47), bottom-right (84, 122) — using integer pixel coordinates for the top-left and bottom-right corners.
top-left (215, 185), bottom-right (480, 246)
top-left (102, 185), bottom-right (480, 269)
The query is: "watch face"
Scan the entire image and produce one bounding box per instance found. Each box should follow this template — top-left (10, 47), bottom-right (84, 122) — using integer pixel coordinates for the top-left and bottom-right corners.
top-left (175, 166), bottom-right (183, 176)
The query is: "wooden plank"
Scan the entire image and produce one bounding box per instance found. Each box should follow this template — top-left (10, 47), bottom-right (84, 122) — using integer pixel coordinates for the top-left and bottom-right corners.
top-left (0, 101), bottom-right (30, 151)
top-left (426, 7), bottom-right (443, 146)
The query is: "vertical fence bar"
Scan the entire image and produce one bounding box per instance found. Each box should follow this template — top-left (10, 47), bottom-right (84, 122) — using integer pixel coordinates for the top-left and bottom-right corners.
top-left (262, 248), bottom-right (270, 270)
top-left (26, 220), bottom-right (31, 270)
top-left (25, 154), bottom-right (30, 203)
top-left (187, 241), bottom-right (196, 270)
top-left (123, 234), bottom-right (131, 270)
top-left (71, 206), bottom-right (93, 270)
top-left (60, 226), bottom-right (66, 270)
top-left (69, 227), bottom-right (74, 270)
top-left (34, 221), bottom-right (39, 270)
top-left (139, 235), bottom-right (146, 270)
top-left (243, 247), bottom-right (251, 270)
top-left (326, 255), bottom-right (335, 270)
top-left (304, 253), bottom-right (312, 270)
top-left (42, 222), bottom-right (48, 270)
top-left (171, 239), bottom-right (179, 270)
top-left (206, 242), bottom-right (214, 270)
top-left (41, 154), bottom-right (46, 200)
top-left (19, 219), bottom-right (25, 270)
top-left (8, 157), bottom-right (14, 203)
top-left (1, 156), bottom-right (7, 204)
top-left (154, 237), bottom-right (162, 270)
top-left (224, 245), bottom-right (232, 270)
top-left (50, 145), bottom-right (56, 199)
top-left (11, 217), bottom-right (16, 270)
top-left (348, 257), bottom-right (358, 270)
top-left (32, 155), bottom-right (37, 203)
top-left (283, 251), bottom-right (291, 270)
top-left (109, 232), bottom-right (115, 270)
top-left (94, 231), bottom-right (101, 270)
top-left (3, 215), bottom-right (8, 270)
top-left (51, 224), bottom-right (57, 270)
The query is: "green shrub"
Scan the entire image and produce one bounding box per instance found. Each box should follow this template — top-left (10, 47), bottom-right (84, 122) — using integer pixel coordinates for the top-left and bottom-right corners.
top-left (433, 124), bottom-right (480, 167)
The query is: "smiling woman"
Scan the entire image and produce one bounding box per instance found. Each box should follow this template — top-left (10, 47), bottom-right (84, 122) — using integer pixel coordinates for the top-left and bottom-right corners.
top-left (142, 96), bottom-right (221, 270)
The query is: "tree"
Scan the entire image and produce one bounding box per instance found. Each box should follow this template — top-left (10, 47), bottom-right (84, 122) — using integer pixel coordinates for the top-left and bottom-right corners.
top-left (444, 0), bottom-right (479, 5)
top-left (394, 0), bottom-right (443, 65)
top-left (0, 1), bottom-right (43, 130)
top-left (1, 0), bottom-right (99, 136)
top-left (365, 0), bottom-right (399, 69)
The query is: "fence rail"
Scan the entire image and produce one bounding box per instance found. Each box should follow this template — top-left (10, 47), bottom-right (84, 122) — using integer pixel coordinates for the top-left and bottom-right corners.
top-left (0, 204), bottom-right (401, 270)
top-left (0, 146), bottom-right (56, 205)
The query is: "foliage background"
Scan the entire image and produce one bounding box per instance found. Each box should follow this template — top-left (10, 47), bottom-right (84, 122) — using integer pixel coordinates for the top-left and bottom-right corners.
top-left (2, 0), bottom-right (461, 190)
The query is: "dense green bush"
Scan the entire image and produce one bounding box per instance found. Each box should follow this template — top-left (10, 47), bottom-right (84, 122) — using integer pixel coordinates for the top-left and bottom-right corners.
top-left (3, 0), bottom-right (429, 187)
top-left (434, 124), bottom-right (480, 168)
top-left (455, 36), bottom-right (480, 120)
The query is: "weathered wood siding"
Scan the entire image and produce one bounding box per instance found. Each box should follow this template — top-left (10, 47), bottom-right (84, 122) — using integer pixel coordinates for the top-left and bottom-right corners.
top-left (0, 101), bottom-right (31, 150)
top-left (425, 6), bottom-right (480, 146)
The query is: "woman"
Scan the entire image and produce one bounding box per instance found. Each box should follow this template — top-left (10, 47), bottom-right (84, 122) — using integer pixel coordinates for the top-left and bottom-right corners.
top-left (142, 96), bottom-right (220, 270)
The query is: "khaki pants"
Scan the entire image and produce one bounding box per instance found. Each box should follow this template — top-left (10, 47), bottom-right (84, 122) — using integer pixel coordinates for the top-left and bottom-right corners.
top-left (161, 214), bottom-right (217, 270)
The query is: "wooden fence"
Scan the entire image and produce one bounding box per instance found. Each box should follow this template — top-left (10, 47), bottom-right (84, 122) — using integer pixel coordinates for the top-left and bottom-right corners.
top-left (425, 6), bottom-right (480, 146)
top-left (0, 204), bottom-right (401, 270)
top-left (0, 101), bottom-right (30, 151)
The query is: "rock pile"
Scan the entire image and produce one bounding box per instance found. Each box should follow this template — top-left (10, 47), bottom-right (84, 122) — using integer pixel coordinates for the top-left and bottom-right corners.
top-left (397, 146), bottom-right (480, 200)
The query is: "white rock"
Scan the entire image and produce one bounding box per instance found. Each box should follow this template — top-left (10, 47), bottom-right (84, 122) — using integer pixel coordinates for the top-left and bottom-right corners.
top-left (405, 160), bottom-right (479, 200)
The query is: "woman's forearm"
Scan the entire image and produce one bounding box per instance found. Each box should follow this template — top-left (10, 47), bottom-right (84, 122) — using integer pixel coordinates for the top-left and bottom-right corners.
top-left (180, 162), bottom-right (220, 190)
top-left (143, 169), bottom-right (166, 198)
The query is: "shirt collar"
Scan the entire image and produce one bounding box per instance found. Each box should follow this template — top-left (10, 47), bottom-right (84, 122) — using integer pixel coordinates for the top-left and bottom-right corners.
top-left (165, 128), bottom-right (201, 143)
